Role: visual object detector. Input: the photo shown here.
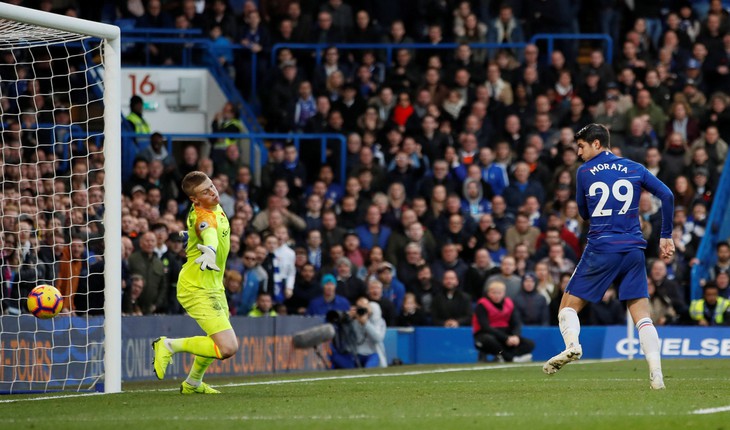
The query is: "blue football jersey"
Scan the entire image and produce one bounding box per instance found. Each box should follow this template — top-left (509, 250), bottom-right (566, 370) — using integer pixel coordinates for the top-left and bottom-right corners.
top-left (576, 151), bottom-right (674, 253)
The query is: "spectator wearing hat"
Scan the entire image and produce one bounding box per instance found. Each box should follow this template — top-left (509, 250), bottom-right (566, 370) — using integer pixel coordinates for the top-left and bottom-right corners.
top-left (684, 57), bottom-right (707, 92)
top-left (307, 274), bottom-right (351, 317)
top-left (376, 262), bottom-right (405, 312)
top-left (483, 222), bottom-right (508, 264)
top-left (690, 166), bottom-right (714, 206)
top-left (154, 229), bottom-right (183, 314)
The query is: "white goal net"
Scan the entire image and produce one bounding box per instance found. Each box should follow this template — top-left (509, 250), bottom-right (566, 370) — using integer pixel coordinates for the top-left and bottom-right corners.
top-left (0, 4), bottom-right (121, 394)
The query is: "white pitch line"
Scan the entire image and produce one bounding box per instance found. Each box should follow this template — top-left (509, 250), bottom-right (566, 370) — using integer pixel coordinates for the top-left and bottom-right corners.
top-left (0, 358), bottom-right (638, 403)
top-left (691, 405), bottom-right (730, 415)
top-left (0, 392), bottom-right (104, 404)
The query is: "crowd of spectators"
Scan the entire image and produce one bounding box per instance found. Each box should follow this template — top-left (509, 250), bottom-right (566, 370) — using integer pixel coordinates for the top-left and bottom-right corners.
top-left (2, 0), bottom-right (730, 330)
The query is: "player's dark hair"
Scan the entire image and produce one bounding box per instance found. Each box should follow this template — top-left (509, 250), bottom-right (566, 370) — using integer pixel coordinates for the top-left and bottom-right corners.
top-left (575, 123), bottom-right (611, 149)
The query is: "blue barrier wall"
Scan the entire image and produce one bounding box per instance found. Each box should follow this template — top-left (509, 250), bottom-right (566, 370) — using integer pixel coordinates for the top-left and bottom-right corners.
top-left (122, 315), bottom-right (329, 381)
top-left (385, 326), bottom-right (730, 365)
top-left (0, 315), bottom-right (330, 391)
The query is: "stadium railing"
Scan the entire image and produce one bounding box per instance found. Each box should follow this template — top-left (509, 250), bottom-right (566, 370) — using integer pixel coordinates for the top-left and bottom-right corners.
top-left (121, 131), bottom-right (348, 186)
top-left (119, 29), bottom-right (613, 112)
top-left (689, 154), bottom-right (730, 300)
top-left (529, 33), bottom-right (613, 64)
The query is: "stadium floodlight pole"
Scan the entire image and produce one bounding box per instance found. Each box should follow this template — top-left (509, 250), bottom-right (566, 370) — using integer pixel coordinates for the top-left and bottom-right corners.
top-left (0, 2), bottom-right (122, 394)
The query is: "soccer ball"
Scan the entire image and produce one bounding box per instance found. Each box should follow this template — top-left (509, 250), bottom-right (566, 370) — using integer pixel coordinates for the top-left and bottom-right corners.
top-left (27, 285), bottom-right (63, 319)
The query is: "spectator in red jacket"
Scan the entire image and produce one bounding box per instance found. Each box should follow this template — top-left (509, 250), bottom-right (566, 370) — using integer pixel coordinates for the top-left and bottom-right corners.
top-left (472, 280), bottom-right (535, 362)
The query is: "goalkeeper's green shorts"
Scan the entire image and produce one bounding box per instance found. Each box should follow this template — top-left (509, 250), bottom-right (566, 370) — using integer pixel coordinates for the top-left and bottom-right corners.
top-left (177, 286), bottom-right (232, 336)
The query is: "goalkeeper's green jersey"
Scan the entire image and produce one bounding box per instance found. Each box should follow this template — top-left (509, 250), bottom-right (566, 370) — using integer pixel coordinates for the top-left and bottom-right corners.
top-left (178, 204), bottom-right (230, 291)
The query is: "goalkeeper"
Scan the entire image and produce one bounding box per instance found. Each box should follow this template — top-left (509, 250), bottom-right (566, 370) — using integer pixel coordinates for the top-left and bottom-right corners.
top-left (152, 171), bottom-right (238, 394)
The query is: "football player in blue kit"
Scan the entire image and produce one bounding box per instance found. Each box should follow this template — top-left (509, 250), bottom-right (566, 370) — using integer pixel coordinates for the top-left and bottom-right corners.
top-left (543, 124), bottom-right (675, 390)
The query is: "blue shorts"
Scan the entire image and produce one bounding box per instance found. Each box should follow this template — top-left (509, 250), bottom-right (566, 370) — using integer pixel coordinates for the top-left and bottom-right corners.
top-left (566, 248), bottom-right (648, 303)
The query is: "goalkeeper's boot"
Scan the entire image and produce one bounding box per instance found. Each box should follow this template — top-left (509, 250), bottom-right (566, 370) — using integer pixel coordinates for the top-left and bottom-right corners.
top-left (650, 370), bottom-right (666, 390)
top-left (152, 337), bottom-right (173, 380)
top-left (180, 381), bottom-right (221, 394)
top-left (543, 344), bottom-right (582, 375)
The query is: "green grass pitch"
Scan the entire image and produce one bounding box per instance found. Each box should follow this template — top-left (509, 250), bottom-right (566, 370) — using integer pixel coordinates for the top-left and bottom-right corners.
top-left (1, 359), bottom-right (729, 429)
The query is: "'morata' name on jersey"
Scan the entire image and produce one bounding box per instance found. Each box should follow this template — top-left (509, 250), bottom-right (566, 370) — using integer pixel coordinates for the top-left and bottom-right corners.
top-left (588, 162), bottom-right (628, 176)
top-left (577, 151), bottom-right (647, 253)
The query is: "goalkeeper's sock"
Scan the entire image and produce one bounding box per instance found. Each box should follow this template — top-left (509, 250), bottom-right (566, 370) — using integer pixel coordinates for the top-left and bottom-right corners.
top-left (185, 356), bottom-right (215, 387)
top-left (558, 307), bottom-right (581, 349)
top-left (636, 317), bottom-right (662, 372)
top-left (166, 336), bottom-right (222, 359)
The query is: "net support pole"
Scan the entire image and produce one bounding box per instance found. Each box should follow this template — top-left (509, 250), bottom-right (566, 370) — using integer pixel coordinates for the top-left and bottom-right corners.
top-left (103, 35), bottom-right (122, 394)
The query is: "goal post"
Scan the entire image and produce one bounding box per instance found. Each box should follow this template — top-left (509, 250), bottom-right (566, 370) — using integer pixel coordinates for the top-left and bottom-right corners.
top-left (0, 3), bottom-right (121, 394)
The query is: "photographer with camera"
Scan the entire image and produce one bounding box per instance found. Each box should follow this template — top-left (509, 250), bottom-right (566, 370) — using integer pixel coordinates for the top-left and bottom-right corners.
top-left (328, 297), bottom-right (387, 369)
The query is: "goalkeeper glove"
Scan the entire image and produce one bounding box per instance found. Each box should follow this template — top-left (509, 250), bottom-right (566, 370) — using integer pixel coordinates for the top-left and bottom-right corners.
top-left (194, 244), bottom-right (220, 271)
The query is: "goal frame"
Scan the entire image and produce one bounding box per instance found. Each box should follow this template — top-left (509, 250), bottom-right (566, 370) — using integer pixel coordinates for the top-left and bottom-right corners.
top-left (0, 3), bottom-right (122, 393)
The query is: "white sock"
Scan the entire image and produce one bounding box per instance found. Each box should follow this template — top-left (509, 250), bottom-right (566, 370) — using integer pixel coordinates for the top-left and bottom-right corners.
top-left (636, 317), bottom-right (662, 373)
top-left (558, 307), bottom-right (581, 349)
top-left (163, 338), bottom-right (175, 353)
top-left (185, 378), bottom-right (201, 387)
